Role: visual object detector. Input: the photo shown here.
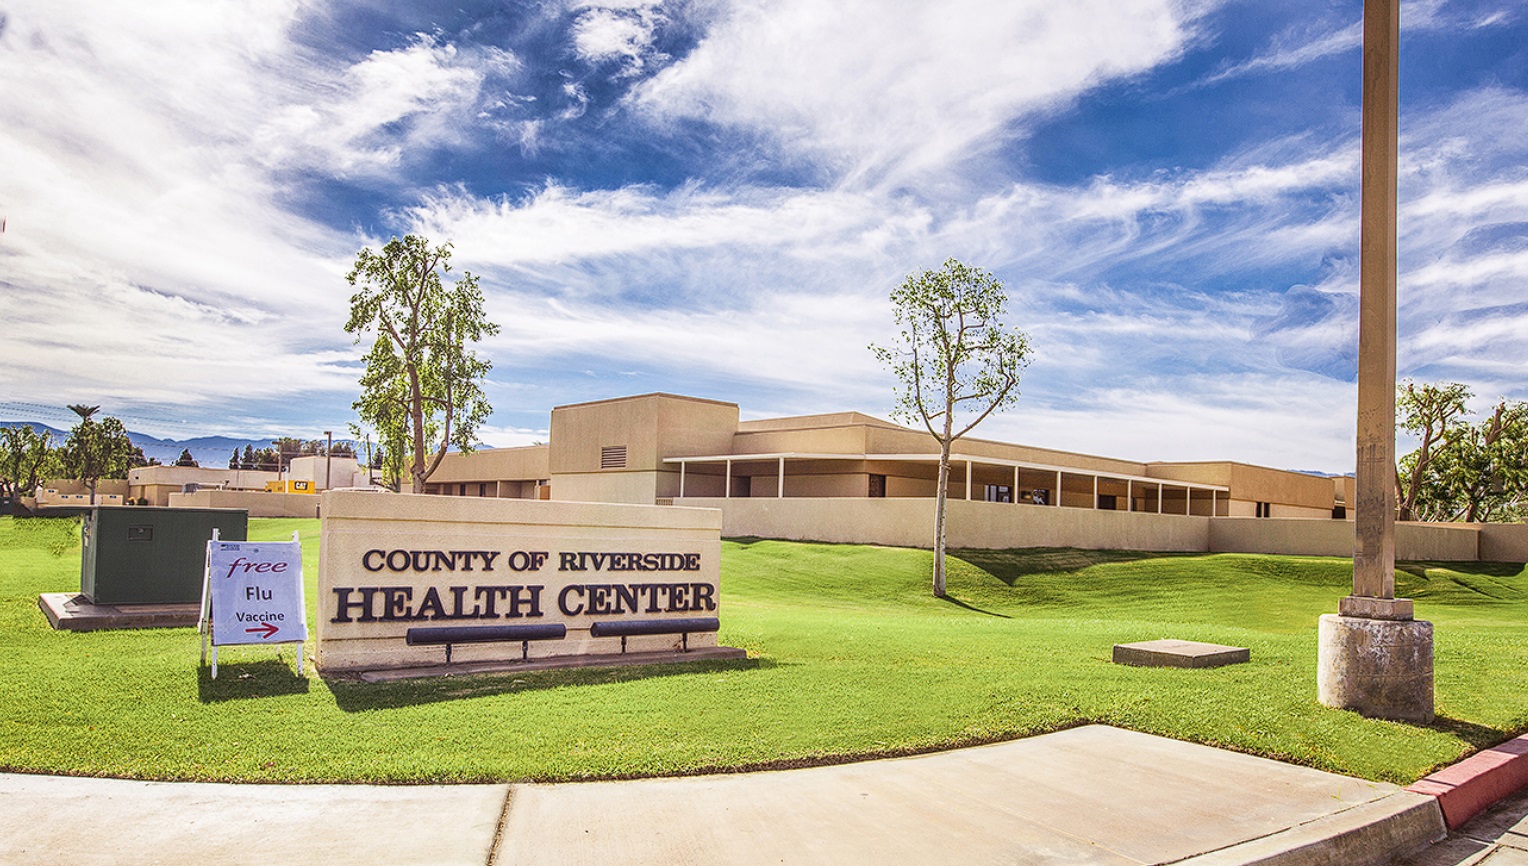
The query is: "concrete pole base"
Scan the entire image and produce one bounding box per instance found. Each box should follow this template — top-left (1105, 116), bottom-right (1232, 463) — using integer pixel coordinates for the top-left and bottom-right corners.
top-left (1317, 613), bottom-right (1434, 723)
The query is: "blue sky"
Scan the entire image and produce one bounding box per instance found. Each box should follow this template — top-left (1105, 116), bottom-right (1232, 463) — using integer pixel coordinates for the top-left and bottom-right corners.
top-left (1, 0), bottom-right (1524, 472)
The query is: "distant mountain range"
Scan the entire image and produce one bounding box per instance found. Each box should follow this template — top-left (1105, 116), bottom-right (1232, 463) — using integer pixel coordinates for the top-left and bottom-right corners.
top-left (0, 421), bottom-right (362, 468)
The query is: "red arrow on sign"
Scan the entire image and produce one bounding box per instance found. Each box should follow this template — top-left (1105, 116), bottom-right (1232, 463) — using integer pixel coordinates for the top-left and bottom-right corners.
top-left (245, 622), bottom-right (279, 639)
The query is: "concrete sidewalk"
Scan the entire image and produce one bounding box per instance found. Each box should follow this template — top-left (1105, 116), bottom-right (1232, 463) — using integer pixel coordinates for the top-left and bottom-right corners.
top-left (1394, 787), bottom-right (1528, 866)
top-left (0, 725), bottom-right (1450, 866)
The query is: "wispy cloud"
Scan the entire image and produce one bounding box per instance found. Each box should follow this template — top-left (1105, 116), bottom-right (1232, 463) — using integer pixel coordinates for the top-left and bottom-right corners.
top-left (1205, 0), bottom-right (1504, 85)
top-left (628, 0), bottom-right (1205, 185)
top-left (255, 33), bottom-right (519, 176)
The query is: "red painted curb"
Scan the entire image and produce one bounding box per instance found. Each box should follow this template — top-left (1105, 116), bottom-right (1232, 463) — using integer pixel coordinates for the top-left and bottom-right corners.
top-left (1406, 734), bottom-right (1528, 830)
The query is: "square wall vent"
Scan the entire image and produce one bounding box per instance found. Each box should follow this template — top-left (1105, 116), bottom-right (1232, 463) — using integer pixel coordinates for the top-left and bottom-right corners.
top-left (600, 445), bottom-right (627, 469)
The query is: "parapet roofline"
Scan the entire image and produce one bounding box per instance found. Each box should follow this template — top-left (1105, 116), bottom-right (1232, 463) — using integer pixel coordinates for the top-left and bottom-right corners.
top-left (736, 411), bottom-right (904, 432)
top-left (554, 393), bottom-right (740, 411)
top-left (737, 412), bottom-right (1153, 473)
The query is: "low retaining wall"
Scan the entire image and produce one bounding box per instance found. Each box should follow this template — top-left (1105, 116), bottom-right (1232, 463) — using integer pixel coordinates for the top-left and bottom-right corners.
top-left (171, 490), bottom-right (323, 518)
top-left (679, 497), bottom-right (1512, 562)
top-left (679, 497), bottom-right (1211, 552)
top-left (944, 500), bottom-right (1209, 551)
top-left (1480, 523), bottom-right (1528, 563)
top-left (1208, 519), bottom-right (1482, 561)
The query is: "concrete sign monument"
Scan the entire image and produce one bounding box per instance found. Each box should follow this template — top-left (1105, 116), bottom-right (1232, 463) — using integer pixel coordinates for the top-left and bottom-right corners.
top-left (1317, 0), bottom-right (1434, 723)
top-left (316, 490), bottom-right (744, 674)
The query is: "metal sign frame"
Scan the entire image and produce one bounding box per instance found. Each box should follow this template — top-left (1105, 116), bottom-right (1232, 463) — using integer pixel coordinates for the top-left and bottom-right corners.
top-left (198, 529), bottom-right (308, 679)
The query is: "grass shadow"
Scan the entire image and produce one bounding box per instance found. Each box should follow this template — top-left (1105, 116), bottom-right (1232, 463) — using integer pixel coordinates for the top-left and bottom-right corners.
top-left (1426, 715), bottom-right (1514, 750)
top-left (953, 547), bottom-right (1195, 585)
top-left (939, 594), bottom-right (1012, 618)
top-left (197, 658), bottom-right (310, 703)
top-left (325, 655), bottom-right (775, 713)
top-left (1396, 562), bottom-right (1527, 603)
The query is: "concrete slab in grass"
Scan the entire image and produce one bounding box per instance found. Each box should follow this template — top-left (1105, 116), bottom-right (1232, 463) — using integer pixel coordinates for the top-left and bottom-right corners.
top-left (1113, 638), bottom-right (1250, 668)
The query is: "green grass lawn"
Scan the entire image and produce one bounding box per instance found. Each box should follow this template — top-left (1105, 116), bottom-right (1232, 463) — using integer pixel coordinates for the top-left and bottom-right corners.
top-left (2, 515), bottom-right (1525, 785)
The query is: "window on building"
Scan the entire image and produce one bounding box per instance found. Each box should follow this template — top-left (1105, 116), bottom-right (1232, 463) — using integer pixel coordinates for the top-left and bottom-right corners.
top-left (478, 483), bottom-right (488, 498)
top-left (1256, 501), bottom-right (1272, 518)
top-left (869, 474), bottom-right (886, 498)
top-left (1097, 494), bottom-right (1117, 511)
top-left (600, 445), bottom-right (627, 469)
top-left (984, 484), bottom-right (1012, 503)
top-left (1332, 505), bottom-right (1346, 519)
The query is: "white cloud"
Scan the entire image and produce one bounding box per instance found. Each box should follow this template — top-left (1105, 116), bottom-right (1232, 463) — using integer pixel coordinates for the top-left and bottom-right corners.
top-left (571, 3), bottom-right (667, 77)
top-left (628, 0), bottom-right (1204, 184)
top-left (255, 33), bottom-right (517, 176)
top-left (399, 181), bottom-right (910, 273)
top-left (0, 0), bottom-right (360, 415)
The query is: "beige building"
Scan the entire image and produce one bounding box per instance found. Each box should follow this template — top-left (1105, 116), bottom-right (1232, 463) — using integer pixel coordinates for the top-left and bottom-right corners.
top-left (426, 392), bottom-right (1347, 521)
top-left (129, 456), bottom-right (370, 507)
top-left (128, 465), bottom-right (279, 506)
top-left (33, 479), bottom-right (129, 508)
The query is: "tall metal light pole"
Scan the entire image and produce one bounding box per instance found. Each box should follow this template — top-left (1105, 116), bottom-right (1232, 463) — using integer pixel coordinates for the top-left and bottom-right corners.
top-left (1317, 0), bottom-right (1434, 723)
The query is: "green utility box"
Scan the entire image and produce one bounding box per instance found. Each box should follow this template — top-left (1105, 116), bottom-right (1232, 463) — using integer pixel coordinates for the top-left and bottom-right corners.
top-left (80, 507), bottom-right (248, 604)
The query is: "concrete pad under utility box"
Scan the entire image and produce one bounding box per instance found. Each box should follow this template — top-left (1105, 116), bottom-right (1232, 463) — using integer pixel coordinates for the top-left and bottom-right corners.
top-left (1113, 638), bottom-right (1250, 668)
top-left (38, 592), bottom-right (200, 631)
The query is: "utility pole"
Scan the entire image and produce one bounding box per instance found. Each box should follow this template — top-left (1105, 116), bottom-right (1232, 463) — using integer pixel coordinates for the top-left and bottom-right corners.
top-left (324, 430), bottom-right (333, 491)
top-left (1317, 0), bottom-right (1434, 723)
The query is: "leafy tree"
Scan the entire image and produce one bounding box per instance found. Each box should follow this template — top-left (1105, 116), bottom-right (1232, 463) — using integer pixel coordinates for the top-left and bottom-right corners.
top-left (61, 411), bottom-right (135, 503)
top-left (1402, 396), bottom-right (1528, 523)
top-left (1, 425), bottom-right (57, 498)
top-left (346, 235), bottom-right (499, 494)
top-left (250, 446), bottom-right (280, 472)
top-left (871, 258), bottom-right (1031, 597)
top-left (272, 437), bottom-right (305, 470)
top-left (1393, 380), bottom-right (1471, 521)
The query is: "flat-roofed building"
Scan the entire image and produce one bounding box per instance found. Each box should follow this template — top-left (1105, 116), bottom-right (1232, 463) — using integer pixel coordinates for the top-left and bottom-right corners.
top-left (426, 392), bottom-right (1344, 522)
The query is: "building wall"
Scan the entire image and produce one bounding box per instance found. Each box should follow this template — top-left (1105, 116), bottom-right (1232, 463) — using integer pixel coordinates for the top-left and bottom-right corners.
top-left (1150, 462), bottom-right (1337, 513)
top-left (554, 471), bottom-right (660, 505)
top-left (548, 394), bottom-right (738, 505)
top-left (425, 445), bottom-right (549, 489)
top-left (731, 420), bottom-right (871, 456)
top-left (128, 466), bottom-right (279, 505)
top-left (862, 425), bottom-right (1150, 477)
top-left (288, 455), bottom-right (368, 489)
top-left (550, 393), bottom-right (738, 475)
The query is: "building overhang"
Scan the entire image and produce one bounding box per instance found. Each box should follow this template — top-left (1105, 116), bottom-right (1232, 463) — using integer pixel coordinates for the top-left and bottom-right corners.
top-left (663, 453), bottom-right (1229, 494)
